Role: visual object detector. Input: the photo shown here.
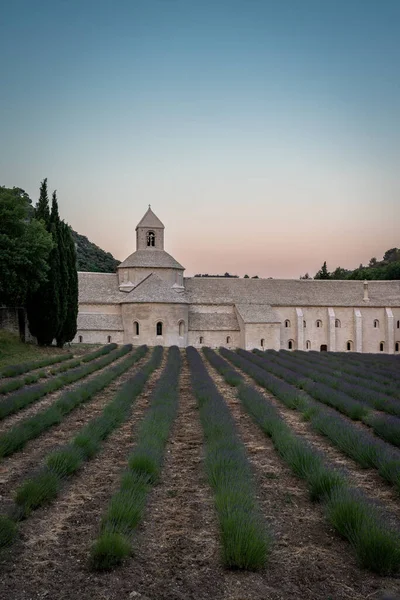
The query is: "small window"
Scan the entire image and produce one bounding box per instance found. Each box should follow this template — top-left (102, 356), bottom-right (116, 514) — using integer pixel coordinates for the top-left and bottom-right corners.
top-left (303, 320), bottom-right (306, 328)
top-left (380, 342), bottom-right (384, 352)
top-left (374, 320), bottom-right (379, 328)
top-left (306, 340), bottom-right (311, 350)
top-left (156, 322), bottom-right (163, 336)
top-left (284, 320), bottom-right (290, 328)
top-left (316, 320), bottom-right (322, 328)
top-left (226, 336), bottom-right (231, 344)
top-left (179, 321), bottom-right (185, 336)
top-left (320, 344), bottom-right (328, 352)
top-left (134, 321), bottom-right (139, 336)
top-left (347, 341), bottom-right (353, 351)
top-left (397, 320), bottom-right (399, 329)
top-left (78, 335), bottom-right (83, 343)
top-left (335, 319), bottom-right (341, 328)
top-left (147, 231), bottom-right (155, 247)
top-left (107, 335), bottom-right (111, 343)
top-left (396, 342), bottom-right (399, 352)
top-left (261, 338), bottom-right (265, 347)
top-left (199, 336), bottom-right (204, 344)
top-left (288, 340), bottom-right (293, 350)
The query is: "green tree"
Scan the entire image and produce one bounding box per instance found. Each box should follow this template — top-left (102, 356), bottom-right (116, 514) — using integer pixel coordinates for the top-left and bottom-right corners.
top-left (330, 266), bottom-right (351, 280)
top-left (35, 178), bottom-right (50, 224)
top-left (314, 261), bottom-right (330, 280)
top-left (300, 272), bottom-right (311, 279)
top-left (0, 187), bottom-right (53, 306)
top-left (27, 185), bottom-right (65, 345)
top-left (56, 222), bottom-right (78, 346)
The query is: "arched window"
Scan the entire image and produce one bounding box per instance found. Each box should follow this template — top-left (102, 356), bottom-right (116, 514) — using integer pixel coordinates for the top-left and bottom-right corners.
top-left (107, 335), bottom-right (111, 343)
top-left (320, 344), bottom-right (328, 352)
top-left (179, 321), bottom-right (185, 336)
top-left (199, 336), bottom-right (204, 344)
top-left (288, 340), bottom-right (294, 350)
top-left (284, 320), bottom-right (290, 328)
top-left (396, 342), bottom-right (399, 352)
top-left (147, 231), bottom-right (155, 247)
top-left (316, 320), bottom-right (322, 328)
top-left (397, 320), bottom-right (400, 329)
top-left (374, 320), bottom-right (379, 328)
top-left (347, 340), bottom-right (353, 351)
top-left (306, 340), bottom-right (311, 350)
top-left (380, 342), bottom-right (384, 352)
top-left (226, 336), bottom-right (231, 344)
top-left (261, 339), bottom-right (265, 347)
top-left (78, 335), bottom-right (83, 343)
top-left (335, 319), bottom-right (341, 328)
top-left (303, 320), bottom-right (306, 328)
top-left (134, 321), bottom-right (139, 336)
top-left (156, 322), bottom-right (163, 336)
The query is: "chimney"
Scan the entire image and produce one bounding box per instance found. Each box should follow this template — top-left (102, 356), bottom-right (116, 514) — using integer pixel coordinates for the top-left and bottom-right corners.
top-left (363, 280), bottom-right (369, 302)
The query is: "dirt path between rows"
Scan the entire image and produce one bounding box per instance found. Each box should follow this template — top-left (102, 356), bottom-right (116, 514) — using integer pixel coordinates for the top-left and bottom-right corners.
top-left (0, 350), bottom-right (148, 510)
top-left (0, 349), bottom-right (133, 434)
top-left (202, 353), bottom-right (399, 599)
top-left (0, 349), bottom-right (167, 600)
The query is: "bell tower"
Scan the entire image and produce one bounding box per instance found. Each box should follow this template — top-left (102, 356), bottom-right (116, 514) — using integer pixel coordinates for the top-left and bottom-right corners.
top-left (136, 205), bottom-right (165, 250)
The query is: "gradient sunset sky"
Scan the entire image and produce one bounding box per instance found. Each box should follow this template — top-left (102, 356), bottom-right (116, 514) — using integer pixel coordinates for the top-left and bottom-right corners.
top-left (1, 0), bottom-right (399, 278)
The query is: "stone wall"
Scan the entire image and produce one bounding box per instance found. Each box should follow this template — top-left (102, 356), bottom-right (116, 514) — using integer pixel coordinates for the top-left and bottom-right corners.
top-left (72, 330), bottom-right (124, 345)
top-left (121, 302), bottom-right (189, 347)
top-left (188, 331), bottom-right (240, 348)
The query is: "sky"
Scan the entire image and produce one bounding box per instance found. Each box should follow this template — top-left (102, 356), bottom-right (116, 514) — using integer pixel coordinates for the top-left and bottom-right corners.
top-left (1, 0), bottom-right (399, 278)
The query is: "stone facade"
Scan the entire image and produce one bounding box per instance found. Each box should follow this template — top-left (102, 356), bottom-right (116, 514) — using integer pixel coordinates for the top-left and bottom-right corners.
top-left (74, 207), bottom-right (400, 354)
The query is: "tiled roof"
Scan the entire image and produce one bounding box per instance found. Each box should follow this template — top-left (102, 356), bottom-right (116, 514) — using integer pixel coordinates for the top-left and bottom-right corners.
top-left (189, 312), bottom-right (240, 331)
top-left (184, 278), bottom-right (400, 307)
top-left (136, 207), bottom-right (164, 229)
top-left (235, 304), bottom-right (281, 323)
top-left (78, 272), bottom-right (124, 304)
top-left (118, 249), bottom-right (184, 270)
top-left (77, 313), bottom-right (123, 331)
top-left (120, 273), bottom-right (188, 304)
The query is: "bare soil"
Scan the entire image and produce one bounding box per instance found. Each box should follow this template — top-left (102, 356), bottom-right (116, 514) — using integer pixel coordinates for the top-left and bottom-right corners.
top-left (0, 349), bottom-right (399, 600)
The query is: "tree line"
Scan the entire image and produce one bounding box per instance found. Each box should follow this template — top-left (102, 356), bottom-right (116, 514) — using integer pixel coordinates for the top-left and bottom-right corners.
top-left (302, 248), bottom-right (400, 280)
top-left (0, 180), bottom-right (78, 346)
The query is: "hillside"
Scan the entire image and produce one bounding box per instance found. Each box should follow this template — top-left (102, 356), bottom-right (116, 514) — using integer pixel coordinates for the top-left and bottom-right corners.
top-left (71, 230), bottom-right (120, 273)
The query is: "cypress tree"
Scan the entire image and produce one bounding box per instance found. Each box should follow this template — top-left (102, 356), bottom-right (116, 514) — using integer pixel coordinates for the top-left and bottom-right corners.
top-left (57, 223), bottom-right (78, 346)
top-left (35, 178), bottom-right (50, 224)
top-left (27, 186), bottom-right (61, 345)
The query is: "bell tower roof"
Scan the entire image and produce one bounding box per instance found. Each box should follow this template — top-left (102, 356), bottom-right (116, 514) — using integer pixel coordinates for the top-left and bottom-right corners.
top-left (136, 205), bottom-right (164, 230)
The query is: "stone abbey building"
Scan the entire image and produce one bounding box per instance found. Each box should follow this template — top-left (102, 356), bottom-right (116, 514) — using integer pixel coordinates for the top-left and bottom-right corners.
top-left (75, 208), bottom-right (400, 353)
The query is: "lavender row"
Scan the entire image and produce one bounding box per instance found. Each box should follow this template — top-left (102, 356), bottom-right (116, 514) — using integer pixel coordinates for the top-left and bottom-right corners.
top-left (210, 348), bottom-right (400, 574)
top-left (238, 349), bottom-right (369, 420)
top-left (0, 345), bottom-right (154, 550)
top-left (187, 347), bottom-right (270, 570)
top-left (255, 350), bottom-right (400, 414)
